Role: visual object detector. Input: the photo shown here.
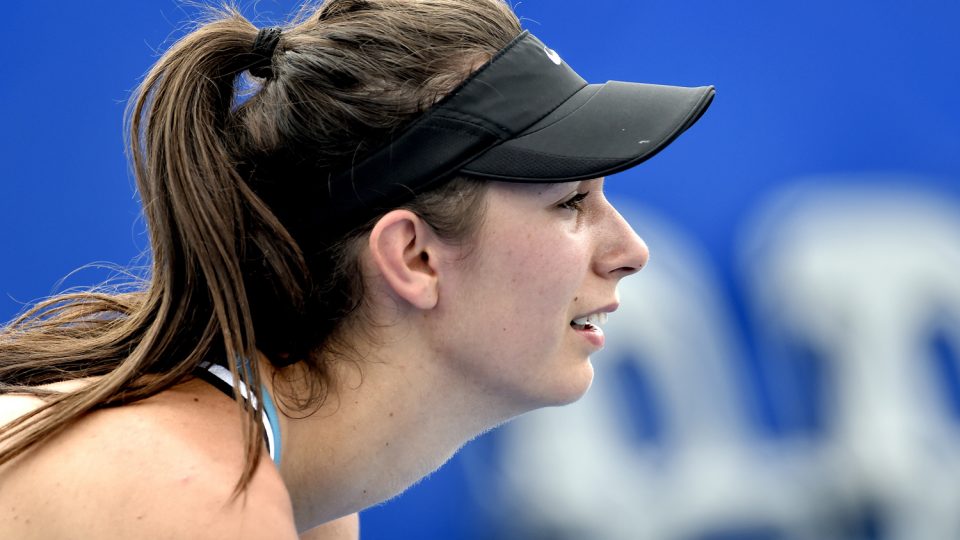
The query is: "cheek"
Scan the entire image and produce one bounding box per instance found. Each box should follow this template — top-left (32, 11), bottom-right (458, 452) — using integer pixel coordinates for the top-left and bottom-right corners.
top-left (432, 211), bottom-right (596, 407)
top-left (480, 231), bottom-right (587, 333)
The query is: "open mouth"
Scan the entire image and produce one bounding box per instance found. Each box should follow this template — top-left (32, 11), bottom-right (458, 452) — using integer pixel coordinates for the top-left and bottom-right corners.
top-left (570, 312), bottom-right (608, 331)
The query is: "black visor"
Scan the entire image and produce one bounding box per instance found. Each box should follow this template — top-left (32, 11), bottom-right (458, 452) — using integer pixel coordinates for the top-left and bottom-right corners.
top-left (462, 80), bottom-right (714, 181)
top-left (299, 31), bottom-right (714, 231)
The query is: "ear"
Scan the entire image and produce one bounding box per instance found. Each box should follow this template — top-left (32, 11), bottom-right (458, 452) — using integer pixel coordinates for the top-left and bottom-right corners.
top-left (368, 209), bottom-right (440, 310)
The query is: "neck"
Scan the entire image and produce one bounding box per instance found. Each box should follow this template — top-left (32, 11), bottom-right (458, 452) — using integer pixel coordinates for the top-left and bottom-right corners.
top-left (260, 336), bottom-right (514, 532)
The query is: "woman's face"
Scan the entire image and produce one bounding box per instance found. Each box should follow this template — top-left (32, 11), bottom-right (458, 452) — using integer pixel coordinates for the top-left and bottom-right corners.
top-left (433, 178), bottom-right (648, 411)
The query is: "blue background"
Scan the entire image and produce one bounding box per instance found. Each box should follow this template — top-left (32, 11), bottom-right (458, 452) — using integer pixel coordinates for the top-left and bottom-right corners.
top-left (2, 2), bottom-right (959, 539)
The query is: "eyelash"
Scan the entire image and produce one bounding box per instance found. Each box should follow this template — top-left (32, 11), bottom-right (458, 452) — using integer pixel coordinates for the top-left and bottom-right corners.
top-left (558, 191), bottom-right (590, 212)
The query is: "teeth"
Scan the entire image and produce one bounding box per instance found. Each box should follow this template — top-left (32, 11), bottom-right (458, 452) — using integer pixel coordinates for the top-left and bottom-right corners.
top-left (588, 312), bottom-right (608, 327)
top-left (571, 312), bottom-right (608, 328)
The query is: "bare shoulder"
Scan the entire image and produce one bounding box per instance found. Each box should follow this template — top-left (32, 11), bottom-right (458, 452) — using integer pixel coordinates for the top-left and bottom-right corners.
top-left (0, 380), bottom-right (298, 539)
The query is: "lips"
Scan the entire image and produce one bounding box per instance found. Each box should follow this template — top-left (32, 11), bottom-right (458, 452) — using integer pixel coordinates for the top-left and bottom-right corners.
top-left (569, 305), bottom-right (616, 349)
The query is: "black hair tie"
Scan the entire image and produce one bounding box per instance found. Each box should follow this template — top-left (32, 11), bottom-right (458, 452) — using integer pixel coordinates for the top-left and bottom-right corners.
top-left (250, 27), bottom-right (282, 79)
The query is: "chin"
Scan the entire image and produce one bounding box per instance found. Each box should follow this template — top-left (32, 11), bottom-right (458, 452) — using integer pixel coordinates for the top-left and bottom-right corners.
top-left (538, 359), bottom-right (596, 408)
top-left (492, 356), bottom-right (596, 416)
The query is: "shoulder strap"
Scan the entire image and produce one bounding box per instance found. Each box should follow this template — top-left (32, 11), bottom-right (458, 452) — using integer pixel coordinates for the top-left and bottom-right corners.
top-left (195, 361), bottom-right (282, 465)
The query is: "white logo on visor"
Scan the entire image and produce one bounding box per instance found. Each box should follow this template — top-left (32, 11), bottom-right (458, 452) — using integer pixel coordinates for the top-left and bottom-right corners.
top-left (543, 45), bottom-right (563, 65)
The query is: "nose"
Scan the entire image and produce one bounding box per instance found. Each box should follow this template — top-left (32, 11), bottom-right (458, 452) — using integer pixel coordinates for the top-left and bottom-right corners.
top-left (594, 204), bottom-right (649, 280)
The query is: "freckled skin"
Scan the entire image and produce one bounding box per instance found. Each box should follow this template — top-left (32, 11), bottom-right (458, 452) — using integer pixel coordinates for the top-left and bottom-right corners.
top-left (431, 178), bottom-right (648, 412)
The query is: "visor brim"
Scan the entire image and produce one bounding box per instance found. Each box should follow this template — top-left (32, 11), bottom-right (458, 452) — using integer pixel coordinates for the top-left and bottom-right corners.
top-left (461, 81), bottom-right (715, 182)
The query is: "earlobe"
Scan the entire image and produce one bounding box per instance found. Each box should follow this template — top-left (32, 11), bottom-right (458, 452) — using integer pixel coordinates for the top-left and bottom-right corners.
top-left (368, 210), bottom-right (439, 310)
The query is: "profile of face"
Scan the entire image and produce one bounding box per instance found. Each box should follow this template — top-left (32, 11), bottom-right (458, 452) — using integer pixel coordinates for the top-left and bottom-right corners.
top-left (430, 177), bottom-right (648, 412)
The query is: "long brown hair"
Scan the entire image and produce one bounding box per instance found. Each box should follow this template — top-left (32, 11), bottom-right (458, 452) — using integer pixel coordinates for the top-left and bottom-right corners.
top-left (0, 0), bottom-right (520, 492)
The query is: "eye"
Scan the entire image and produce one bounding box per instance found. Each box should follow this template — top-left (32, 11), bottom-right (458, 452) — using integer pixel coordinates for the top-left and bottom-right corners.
top-left (558, 191), bottom-right (590, 212)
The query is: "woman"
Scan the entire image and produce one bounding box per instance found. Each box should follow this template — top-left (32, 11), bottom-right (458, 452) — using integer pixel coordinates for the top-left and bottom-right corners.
top-left (0, 0), bottom-right (713, 538)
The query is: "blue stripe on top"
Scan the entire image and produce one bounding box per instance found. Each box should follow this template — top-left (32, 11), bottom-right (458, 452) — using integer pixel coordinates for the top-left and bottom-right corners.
top-left (196, 361), bottom-right (282, 466)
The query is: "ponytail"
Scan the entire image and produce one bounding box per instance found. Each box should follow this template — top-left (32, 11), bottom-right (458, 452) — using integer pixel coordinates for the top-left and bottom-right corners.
top-left (0, 8), bottom-right (304, 493)
top-left (128, 9), bottom-right (309, 489)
